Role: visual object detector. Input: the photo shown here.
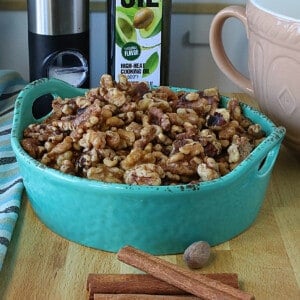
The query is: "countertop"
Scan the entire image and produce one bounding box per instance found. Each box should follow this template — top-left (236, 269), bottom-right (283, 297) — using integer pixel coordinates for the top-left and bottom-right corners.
top-left (0, 93), bottom-right (299, 299)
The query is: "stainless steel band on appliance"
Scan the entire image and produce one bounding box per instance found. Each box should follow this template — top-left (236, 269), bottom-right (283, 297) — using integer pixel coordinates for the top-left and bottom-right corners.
top-left (27, 0), bottom-right (89, 35)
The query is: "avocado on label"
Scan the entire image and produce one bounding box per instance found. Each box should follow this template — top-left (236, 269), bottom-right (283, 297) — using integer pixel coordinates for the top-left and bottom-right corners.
top-left (114, 0), bottom-right (163, 85)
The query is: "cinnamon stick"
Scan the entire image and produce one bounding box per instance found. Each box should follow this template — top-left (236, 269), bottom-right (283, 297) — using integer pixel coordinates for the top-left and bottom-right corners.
top-left (87, 273), bottom-right (239, 299)
top-left (93, 294), bottom-right (200, 299)
top-left (117, 246), bottom-right (255, 300)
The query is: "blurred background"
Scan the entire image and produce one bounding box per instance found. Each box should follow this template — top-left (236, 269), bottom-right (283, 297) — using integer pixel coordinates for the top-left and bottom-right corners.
top-left (0, 0), bottom-right (248, 92)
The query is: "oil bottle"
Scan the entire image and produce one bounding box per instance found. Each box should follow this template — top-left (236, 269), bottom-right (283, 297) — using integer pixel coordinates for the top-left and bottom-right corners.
top-left (107, 0), bottom-right (171, 86)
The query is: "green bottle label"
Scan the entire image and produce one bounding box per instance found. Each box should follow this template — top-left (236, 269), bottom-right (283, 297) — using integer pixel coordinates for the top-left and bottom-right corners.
top-left (115, 0), bottom-right (162, 85)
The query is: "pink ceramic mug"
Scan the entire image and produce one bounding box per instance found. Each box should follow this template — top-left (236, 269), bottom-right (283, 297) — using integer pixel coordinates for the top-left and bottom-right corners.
top-left (209, 0), bottom-right (300, 155)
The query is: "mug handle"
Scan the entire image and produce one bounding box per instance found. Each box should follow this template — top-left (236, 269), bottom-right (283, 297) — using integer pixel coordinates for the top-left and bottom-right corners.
top-left (209, 6), bottom-right (254, 96)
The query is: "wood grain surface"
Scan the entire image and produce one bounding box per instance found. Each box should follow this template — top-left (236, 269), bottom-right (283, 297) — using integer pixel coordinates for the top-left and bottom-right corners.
top-left (0, 94), bottom-right (299, 300)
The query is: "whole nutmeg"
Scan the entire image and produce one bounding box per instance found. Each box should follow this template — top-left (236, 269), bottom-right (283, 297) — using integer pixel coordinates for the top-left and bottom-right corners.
top-left (133, 8), bottom-right (154, 29)
top-left (183, 241), bottom-right (211, 269)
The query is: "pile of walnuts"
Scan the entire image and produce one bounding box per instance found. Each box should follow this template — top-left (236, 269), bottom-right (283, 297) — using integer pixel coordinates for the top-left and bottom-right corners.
top-left (21, 74), bottom-right (265, 185)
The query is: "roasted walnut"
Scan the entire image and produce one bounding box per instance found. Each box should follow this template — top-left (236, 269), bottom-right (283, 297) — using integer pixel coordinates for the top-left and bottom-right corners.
top-left (21, 74), bottom-right (265, 185)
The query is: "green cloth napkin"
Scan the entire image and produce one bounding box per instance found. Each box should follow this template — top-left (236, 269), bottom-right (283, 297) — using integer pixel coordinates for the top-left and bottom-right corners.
top-left (0, 70), bottom-right (27, 271)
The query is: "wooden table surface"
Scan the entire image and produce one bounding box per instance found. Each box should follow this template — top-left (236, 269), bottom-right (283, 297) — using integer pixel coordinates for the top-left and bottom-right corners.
top-left (0, 94), bottom-right (299, 300)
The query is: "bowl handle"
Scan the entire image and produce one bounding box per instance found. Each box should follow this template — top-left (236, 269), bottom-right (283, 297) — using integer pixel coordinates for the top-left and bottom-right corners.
top-left (15, 78), bottom-right (86, 121)
top-left (255, 126), bottom-right (286, 177)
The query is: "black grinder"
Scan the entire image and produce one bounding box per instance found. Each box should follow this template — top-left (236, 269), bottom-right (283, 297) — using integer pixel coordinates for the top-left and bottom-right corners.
top-left (27, 0), bottom-right (90, 116)
top-left (28, 0), bottom-right (90, 87)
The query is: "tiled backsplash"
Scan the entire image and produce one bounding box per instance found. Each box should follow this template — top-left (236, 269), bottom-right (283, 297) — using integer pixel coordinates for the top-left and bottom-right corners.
top-left (0, 1), bottom-right (248, 92)
top-left (0, 1), bottom-right (246, 12)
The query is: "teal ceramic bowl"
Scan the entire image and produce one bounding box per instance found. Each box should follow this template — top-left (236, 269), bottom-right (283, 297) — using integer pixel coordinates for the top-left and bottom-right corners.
top-left (11, 78), bottom-right (285, 254)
